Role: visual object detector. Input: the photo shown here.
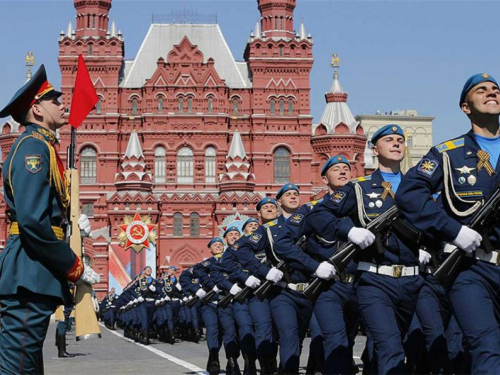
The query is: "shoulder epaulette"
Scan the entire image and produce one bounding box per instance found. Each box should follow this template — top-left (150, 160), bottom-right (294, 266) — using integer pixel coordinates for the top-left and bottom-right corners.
top-left (351, 175), bottom-right (372, 184)
top-left (263, 219), bottom-right (278, 228)
top-left (306, 198), bottom-right (323, 207)
top-left (435, 138), bottom-right (465, 153)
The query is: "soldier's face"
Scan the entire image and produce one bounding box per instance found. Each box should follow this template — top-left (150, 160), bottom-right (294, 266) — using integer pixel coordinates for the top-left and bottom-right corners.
top-left (210, 242), bottom-right (224, 255)
top-left (110, 288), bottom-right (115, 294)
top-left (34, 98), bottom-right (67, 129)
top-left (322, 163), bottom-right (351, 189)
top-left (144, 267), bottom-right (152, 276)
top-left (225, 231), bottom-right (240, 246)
top-left (243, 222), bottom-right (259, 234)
top-left (373, 135), bottom-right (405, 163)
top-left (462, 82), bottom-right (500, 116)
top-left (278, 190), bottom-right (300, 210)
top-left (258, 204), bottom-right (278, 221)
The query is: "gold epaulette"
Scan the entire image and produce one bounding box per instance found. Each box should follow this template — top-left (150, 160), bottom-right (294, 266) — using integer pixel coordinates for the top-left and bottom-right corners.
top-left (306, 198), bottom-right (323, 207)
top-left (435, 138), bottom-right (465, 153)
top-left (351, 175), bottom-right (372, 183)
top-left (263, 219), bottom-right (278, 228)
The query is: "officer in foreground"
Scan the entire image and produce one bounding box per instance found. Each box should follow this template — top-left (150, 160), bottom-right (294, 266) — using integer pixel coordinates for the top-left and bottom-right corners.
top-left (397, 73), bottom-right (500, 372)
top-left (0, 65), bottom-right (100, 374)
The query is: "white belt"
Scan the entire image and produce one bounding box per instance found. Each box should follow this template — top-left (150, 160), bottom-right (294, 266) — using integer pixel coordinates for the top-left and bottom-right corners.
top-left (145, 298), bottom-right (155, 302)
top-left (475, 248), bottom-right (500, 265)
top-left (171, 298), bottom-right (180, 301)
top-left (358, 262), bottom-right (419, 278)
top-left (287, 283), bottom-right (309, 292)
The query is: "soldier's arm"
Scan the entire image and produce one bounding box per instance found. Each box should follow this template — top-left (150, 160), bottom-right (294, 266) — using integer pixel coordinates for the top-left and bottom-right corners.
top-left (193, 262), bottom-right (216, 289)
top-left (209, 262), bottom-right (234, 291)
top-left (308, 201), bottom-right (351, 243)
top-left (233, 227), bottom-right (272, 279)
top-left (221, 249), bottom-right (249, 284)
top-left (10, 137), bottom-right (83, 282)
top-left (323, 182), bottom-right (360, 241)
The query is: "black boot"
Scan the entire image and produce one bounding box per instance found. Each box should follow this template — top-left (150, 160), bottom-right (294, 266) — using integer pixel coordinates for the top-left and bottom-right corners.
top-left (57, 335), bottom-right (75, 358)
top-left (243, 354), bottom-right (257, 375)
top-left (207, 351), bottom-right (220, 375)
top-left (166, 329), bottom-right (175, 345)
top-left (190, 327), bottom-right (200, 343)
top-left (140, 330), bottom-right (150, 345)
top-left (226, 357), bottom-right (242, 375)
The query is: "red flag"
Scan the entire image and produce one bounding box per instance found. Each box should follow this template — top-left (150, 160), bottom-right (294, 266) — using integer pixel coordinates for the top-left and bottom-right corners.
top-left (69, 55), bottom-right (98, 128)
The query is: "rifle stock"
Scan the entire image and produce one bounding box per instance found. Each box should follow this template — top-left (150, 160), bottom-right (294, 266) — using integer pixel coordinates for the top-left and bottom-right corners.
top-left (186, 296), bottom-right (199, 308)
top-left (200, 290), bottom-right (216, 304)
top-left (218, 293), bottom-right (234, 308)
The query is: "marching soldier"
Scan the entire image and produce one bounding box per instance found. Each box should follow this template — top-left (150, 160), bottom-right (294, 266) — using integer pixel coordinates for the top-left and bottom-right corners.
top-left (0, 65), bottom-right (100, 374)
top-left (397, 73), bottom-right (500, 372)
top-left (103, 287), bottom-right (119, 330)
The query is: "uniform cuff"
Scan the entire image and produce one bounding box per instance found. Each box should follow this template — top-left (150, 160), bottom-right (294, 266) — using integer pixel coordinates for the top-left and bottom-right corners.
top-left (338, 217), bottom-right (355, 241)
top-left (66, 257), bottom-right (84, 282)
top-left (442, 219), bottom-right (463, 243)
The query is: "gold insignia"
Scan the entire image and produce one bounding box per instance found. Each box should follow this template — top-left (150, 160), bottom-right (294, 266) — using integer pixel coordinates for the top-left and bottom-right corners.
top-left (420, 160), bottom-right (436, 173)
top-left (392, 126), bottom-right (397, 132)
top-left (482, 73), bottom-right (489, 79)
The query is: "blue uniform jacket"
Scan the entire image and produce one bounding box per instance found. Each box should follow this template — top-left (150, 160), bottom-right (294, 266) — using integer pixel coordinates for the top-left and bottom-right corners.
top-left (328, 169), bottom-right (419, 266)
top-left (0, 124), bottom-right (83, 303)
top-left (220, 246), bottom-right (251, 285)
top-left (396, 130), bottom-right (500, 248)
top-left (179, 267), bottom-right (200, 295)
top-left (193, 256), bottom-right (234, 292)
top-left (130, 276), bottom-right (160, 300)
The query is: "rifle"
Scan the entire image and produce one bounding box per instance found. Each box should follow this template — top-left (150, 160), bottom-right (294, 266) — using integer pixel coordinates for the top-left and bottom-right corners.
top-left (303, 205), bottom-right (400, 302)
top-left (433, 186), bottom-right (500, 288)
top-left (218, 292), bottom-right (235, 309)
top-left (186, 288), bottom-right (216, 308)
top-left (67, 128), bottom-right (102, 341)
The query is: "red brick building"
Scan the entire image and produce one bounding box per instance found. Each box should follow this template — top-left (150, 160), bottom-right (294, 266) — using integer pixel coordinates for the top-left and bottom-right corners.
top-left (0, 0), bottom-right (367, 297)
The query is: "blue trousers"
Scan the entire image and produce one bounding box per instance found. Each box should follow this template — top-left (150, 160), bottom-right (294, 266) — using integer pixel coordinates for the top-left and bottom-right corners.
top-left (218, 304), bottom-right (240, 359)
top-left (165, 301), bottom-right (180, 332)
top-left (270, 289), bottom-right (313, 374)
top-left (202, 302), bottom-right (240, 359)
top-left (356, 272), bottom-right (423, 374)
top-left (450, 261), bottom-right (500, 373)
top-left (314, 281), bottom-right (359, 374)
top-left (248, 294), bottom-right (274, 363)
top-left (233, 300), bottom-right (257, 359)
top-left (0, 290), bottom-right (59, 375)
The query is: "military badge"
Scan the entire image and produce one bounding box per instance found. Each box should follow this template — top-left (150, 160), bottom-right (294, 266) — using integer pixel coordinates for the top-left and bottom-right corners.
top-left (289, 213), bottom-right (304, 224)
top-left (202, 260), bottom-right (210, 267)
top-left (482, 73), bottom-right (489, 79)
top-left (417, 158), bottom-right (438, 177)
top-left (249, 233), bottom-right (262, 244)
top-left (331, 191), bottom-right (346, 204)
top-left (25, 154), bottom-right (42, 174)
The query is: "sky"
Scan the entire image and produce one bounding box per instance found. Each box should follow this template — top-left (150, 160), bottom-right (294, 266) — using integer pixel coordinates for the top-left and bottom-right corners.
top-left (1, 0), bottom-right (500, 145)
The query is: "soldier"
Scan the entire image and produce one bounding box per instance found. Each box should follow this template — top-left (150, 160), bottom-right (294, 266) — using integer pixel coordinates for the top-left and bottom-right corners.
top-left (103, 287), bottom-right (119, 330)
top-left (0, 65), bottom-right (100, 374)
top-left (157, 266), bottom-right (184, 344)
top-left (396, 73), bottom-right (500, 372)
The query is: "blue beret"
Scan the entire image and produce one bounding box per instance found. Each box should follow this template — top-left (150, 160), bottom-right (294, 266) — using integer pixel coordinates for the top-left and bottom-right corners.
top-left (223, 226), bottom-right (240, 237)
top-left (256, 197), bottom-right (278, 211)
top-left (321, 155), bottom-right (350, 176)
top-left (371, 124), bottom-right (405, 144)
top-left (276, 183), bottom-right (300, 199)
top-left (207, 237), bottom-right (224, 248)
top-left (242, 217), bottom-right (259, 230)
top-left (0, 65), bottom-right (62, 121)
top-left (166, 265), bottom-right (178, 271)
top-left (460, 73), bottom-right (499, 107)
top-left (143, 266), bottom-right (152, 271)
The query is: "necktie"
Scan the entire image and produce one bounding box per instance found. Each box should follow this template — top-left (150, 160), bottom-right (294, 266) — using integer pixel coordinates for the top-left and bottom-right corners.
top-left (381, 181), bottom-right (395, 200)
top-left (477, 150), bottom-right (495, 176)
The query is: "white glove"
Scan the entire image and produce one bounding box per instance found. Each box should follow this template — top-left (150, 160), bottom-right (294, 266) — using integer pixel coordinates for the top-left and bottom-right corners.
top-left (183, 297), bottom-right (188, 302)
top-left (266, 267), bottom-right (283, 283)
top-left (78, 214), bottom-right (92, 237)
top-left (245, 275), bottom-right (261, 289)
top-left (348, 227), bottom-right (376, 249)
top-left (133, 298), bottom-right (138, 304)
top-left (188, 295), bottom-right (193, 300)
top-left (149, 285), bottom-right (156, 292)
top-left (419, 250), bottom-right (432, 265)
top-left (453, 226), bottom-right (482, 253)
top-left (212, 286), bottom-right (220, 293)
top-left (229, 284), bottom-right (242, 296)
top-left (77, 264), bottom-right (100, 285)
top-left (155, 300), bottom-right (160, 306)
top-left (196, 289), bottom-right (207, 298)
top-left (138, 296), bottom-right (144, 303)
top-left (315, 262), bottom-right (336, 280)
top-left (175, 283), bottom-right (182, 291)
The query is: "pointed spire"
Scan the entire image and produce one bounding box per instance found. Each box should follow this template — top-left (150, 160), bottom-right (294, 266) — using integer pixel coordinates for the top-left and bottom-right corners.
top-left (255, 21), bottom-right (261, 39)
top-left (111, 20), bottom-right (116, 37)
top-left (300, 21), bottom-right (306, 40)
top-left (115, 131), bottom-right (152, 192)
top-left (218, 130), bottom-right (255, 192)
top-left (124, 131), bottom-right (144, 159)
top-left (67, 21), bottom-right (73, 37)
top-left (227, 129), bottom-right (247, 160)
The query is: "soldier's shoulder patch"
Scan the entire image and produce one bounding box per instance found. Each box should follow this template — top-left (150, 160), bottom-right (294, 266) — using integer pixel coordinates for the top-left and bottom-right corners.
top-left (263, 219), bottom-right (278, 228)
top-left (417, 158), bottom-right (439, 177)
top-left (331, 190), bottom-right (347, 204)
top-left (249, 233), bottom-right (262, 244)
top-left (435, 138), bottom-right (465, 153)
top-left (232, 243), bottom-right (240, 250)
top-left (202, 260), bottom-right (210, 267)
top-left (351, 175), bottom-right (372, 184)
top-left (25, 154), bottom-right (42, 174)
top-left (289, 213), bottom-right (304, 224)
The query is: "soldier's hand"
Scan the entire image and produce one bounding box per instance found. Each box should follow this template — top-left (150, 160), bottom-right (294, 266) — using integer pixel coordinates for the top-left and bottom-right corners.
top-left (77, 264), bottom-right (100, 285)
top-left (149, 285), bottom-right (156, 292)
top-left (245, 275), bottom-right (261, 289)
top-left (315, 262), bottom-right (336, 280)
top-left (266, 267), bottom-right (283, 283)
top-left (183, 297), bottom-right (189, 302)
top-left (418, 249), bottom-right (432, 265)
top-left (196, 289), bottom-right (207, 298)
top-left (165, 296), bottom-right (171, 302)
top-left (138, 296), bottom-right (145, 303)
top-left (348, 227), bottom-right (376, 249)
top-left (453, 226), bottom-right (482, 253)
top-left (212, 285), bottom-right (220, 293)
top-left (229, 284), bottom-right (242, 296)
top-left (78, 214), bottom-right (92, 237)
top-left (155, 300), bottom-right (160, 306)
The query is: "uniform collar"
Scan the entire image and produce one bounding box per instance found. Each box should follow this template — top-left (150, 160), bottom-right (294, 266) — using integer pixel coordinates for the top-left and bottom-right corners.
top-left (26, 123), bottom-right (58, 145)
top-left (367, 169), bottom-right (385, 187)
top-left (464, 130), bottom-right (485, 159)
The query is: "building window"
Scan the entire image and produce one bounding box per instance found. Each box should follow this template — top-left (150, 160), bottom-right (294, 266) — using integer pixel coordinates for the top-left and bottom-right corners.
top-left (274, 147), bottom-right (290, 184)
top-left (158, 96), bottom-right (163, 114)
top-left (205, 147), bottom-right (216, 183)
top-left (187, 97), bottom-right (193, 113)
top-left (92, 14), bottom-right (96, 29)
top-left (81, 147), bottom-right (97, 184)
top-left (95, 98), bottom-right (101, 114)
top-left (132, 98), bottom-right (138, 116)
top-left (280, 17), bottom-right (284, 30)
top-left (279, 99), bottom-right (285, 116)
top-left (275, 17), bottom-right (278, 30)
top-left (88, 44), bottom-right (93, 55)
top-left (407, 135), bottom-right (413, 148)
top-left (82, 203), bottom-right (94, 218)
top-left (154, 147), bottom-right (166, 183)
top-left (232, 98), bottom-right (238, 115)
top-left (190, 213), bottom-right (200, 236)
top-left (174, 213), bottom-right (183, 236)
top-left (288, 99), bottom-right (293, 115)
top-left (279, 46), bottom-right (283, 57)
top-left (177, 147), bottom-right (194, 183)
top-left (270, 99), bottom-right (276, 114)
top-left (178, 97), bottom-right (184, 113)
top-left (208, 97), bottom-right (213, 113)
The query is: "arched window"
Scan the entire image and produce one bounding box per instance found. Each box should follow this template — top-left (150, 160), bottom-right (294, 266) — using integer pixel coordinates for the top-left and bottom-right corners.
top-left (158, 96), bottom-right (163, 114)
top-left (288, 99), bottom-right (293, 115)
top-left (232, 98), bottom-right (238, 115)
top-left (177, 147), bottom-right (194, 183)
top-left (270, 99), bottom-right (276, 114)
top-left (205, 147), bottom-right (216, 183)
top-left (280, 17), bottom-right (284, 30)
top-left (92, 14), bottom-right (96, 29)
top-left (279, 46), bottom-right (283, 57)
top-left (187, 97), bottom-right (193, 113)
top-left (279, 99), bottom-right (285, 116)
top-left (190, 213), bottom-right (200, 236)
top-left (154, 147), bottom-right (166, 183)
top-left (407, 135), bottom-right (413, 148)
top-left (274, 147), bottom-right (290, 184)
top-left (81, 147), bottom-right (97, 184)
top-left (95, 98), bottom-right (102, 114)
top-left (275, 16), bottom-right (278, 30)
top-left (178, 97), bottom-right (184, 113)
top-left (132, 98), bottom-right (138, 116)
top-left (208, 97), bottom-right (213, 113)
top-left (173, 213), bottom-right (183, 236)
top-left (88, 44), bottom-right (93, 56)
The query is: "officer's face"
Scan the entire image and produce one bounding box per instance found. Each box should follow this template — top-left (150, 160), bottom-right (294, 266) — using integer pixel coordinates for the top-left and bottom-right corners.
top-left (210, 241), bottom-right (224, 255)
top-left (373, 135), bottom-right (405, 163)
top-left (33, 98), bottom-right (67, 129)
top-left (243, 222), bottom-right (259, 234)
top-left (462, 82), bottom-right (500, 117)
top-left (225, 230), bottom-right (240, 246)
top-left (278, 190), bottom-right (300, 211)
top-left (258, 203), bottom-right (278, 221)
top-left (322, 163), bottom-right (351, 189)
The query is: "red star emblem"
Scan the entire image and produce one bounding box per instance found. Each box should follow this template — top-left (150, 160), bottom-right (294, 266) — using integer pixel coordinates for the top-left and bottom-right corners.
top-left (118, 212), bottom-right (157, 252)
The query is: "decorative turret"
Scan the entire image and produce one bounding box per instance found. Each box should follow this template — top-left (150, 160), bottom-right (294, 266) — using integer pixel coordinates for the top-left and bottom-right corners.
top-left (115, 131), bottom-right (152, 191)
top-left (219, 130), bottom-right (255, 192)
top-left (73, 0), bottom-right (112, 38)
top-left (257, 0), bottom-right (296, 39)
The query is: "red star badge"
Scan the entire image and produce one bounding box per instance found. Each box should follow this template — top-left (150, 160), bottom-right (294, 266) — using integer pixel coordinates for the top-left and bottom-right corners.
top-left (118, 212), bottom-right (157, 253)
